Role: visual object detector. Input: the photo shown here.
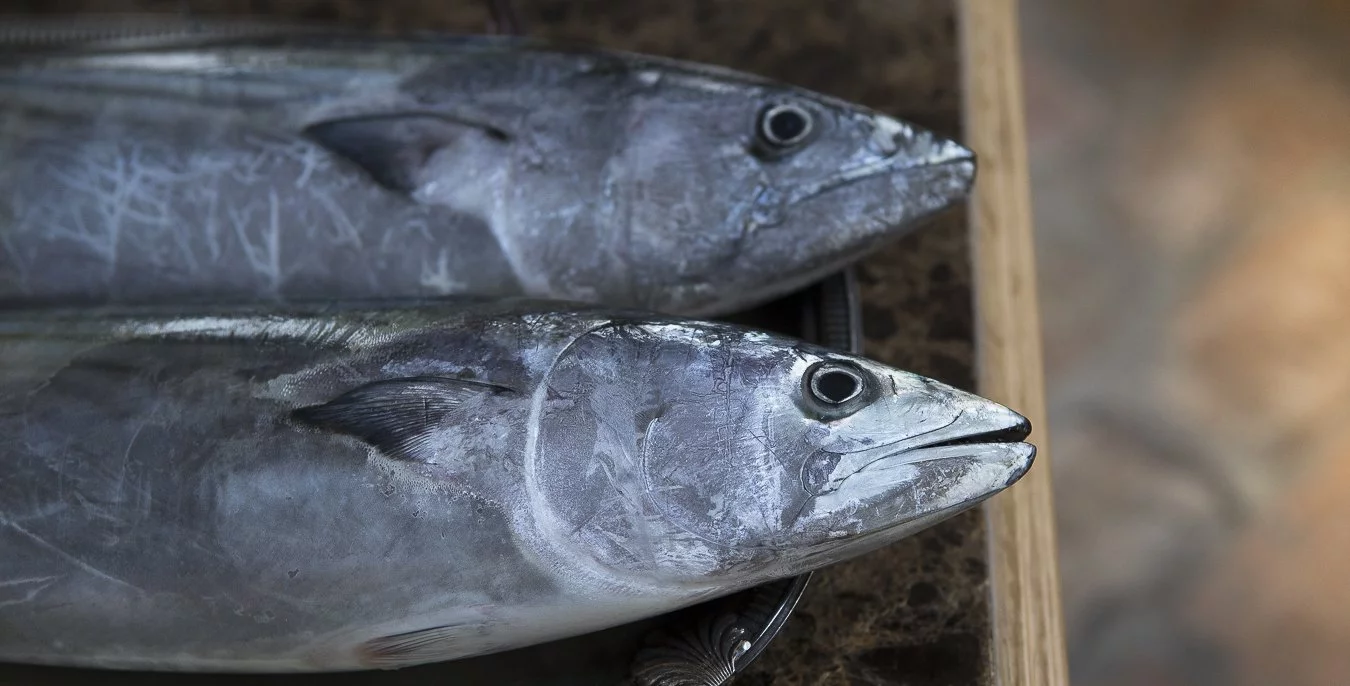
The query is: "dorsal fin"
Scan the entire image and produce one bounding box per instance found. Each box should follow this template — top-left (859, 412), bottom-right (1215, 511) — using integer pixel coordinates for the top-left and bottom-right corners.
top-left (303, 113), bottom-right (511, 194)
top-left (291, 375), bottom-right (518, 462)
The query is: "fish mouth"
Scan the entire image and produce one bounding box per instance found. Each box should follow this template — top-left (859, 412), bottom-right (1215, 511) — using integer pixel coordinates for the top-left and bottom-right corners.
top-left (784, 398), bottom-right (1034, 568)
top-left (776, 124), bottom-right (976, 222)
top-left (914, 418), bottom-right (1033, 450)
top-left (782, 139), bottom-right (975, 209)
top-left (782, 404), bottom-right (1034, 565)
top-left (836, 404), bottom-right (1032, 463)
top-left (883, 410), bottom-right (1035, 477)
top-left (822, 405), bottom-right (1035, 497)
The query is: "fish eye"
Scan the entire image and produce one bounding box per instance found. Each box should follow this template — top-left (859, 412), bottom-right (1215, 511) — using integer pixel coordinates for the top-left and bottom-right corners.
top-left (757, 103), bottom-right (814, 149)
top-left (808, 363), bottom-right (865, 405)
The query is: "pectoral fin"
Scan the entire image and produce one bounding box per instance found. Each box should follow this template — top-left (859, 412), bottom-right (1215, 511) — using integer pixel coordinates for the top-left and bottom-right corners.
top-left (303, 113), bottom-right (510, 194)
top-left (291, 375), bottom-right (518, 462)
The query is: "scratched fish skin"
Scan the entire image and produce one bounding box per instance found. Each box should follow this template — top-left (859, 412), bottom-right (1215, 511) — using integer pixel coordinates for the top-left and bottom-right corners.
top-left (0, 30), bottom-right (974, 315)
top-left (0, 299), bottom-right (1031, 672)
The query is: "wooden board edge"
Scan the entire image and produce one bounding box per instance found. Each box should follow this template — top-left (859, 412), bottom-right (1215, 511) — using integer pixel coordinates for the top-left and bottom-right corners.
top-left (956, 1), bottom-right (1072, 684)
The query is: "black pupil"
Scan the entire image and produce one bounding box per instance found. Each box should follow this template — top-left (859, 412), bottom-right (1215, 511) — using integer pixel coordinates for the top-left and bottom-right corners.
top-left (816, 370), bottom-right (858, 403)
top-left (768, 109), bottom-right (808, 143)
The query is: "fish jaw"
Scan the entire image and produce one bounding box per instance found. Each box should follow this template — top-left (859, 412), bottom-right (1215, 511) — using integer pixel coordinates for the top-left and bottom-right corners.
top-left (780, 397), bottom-right (1034, 569)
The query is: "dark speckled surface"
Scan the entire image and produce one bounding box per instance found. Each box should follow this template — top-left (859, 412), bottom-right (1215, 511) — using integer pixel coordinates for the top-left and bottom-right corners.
top-left (1, 2), bottom-right (985, 684)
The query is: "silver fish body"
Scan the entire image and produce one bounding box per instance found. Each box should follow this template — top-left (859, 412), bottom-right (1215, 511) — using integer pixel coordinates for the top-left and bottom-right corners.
top-left (0, 31), bottom-right (974, 315)
top-left (0, 300), bottom-right (1032, 672)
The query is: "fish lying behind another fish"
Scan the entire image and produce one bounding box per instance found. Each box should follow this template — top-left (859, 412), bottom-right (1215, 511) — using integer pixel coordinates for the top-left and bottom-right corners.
top-left (0, 28), bottom-right (974, 315)
top-left (0, 300), bottom-right (1032, 672)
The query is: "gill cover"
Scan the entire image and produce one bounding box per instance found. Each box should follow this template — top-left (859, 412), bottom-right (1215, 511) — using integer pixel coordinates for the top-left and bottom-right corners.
top-left (532, 321), bottom-right (818, 579)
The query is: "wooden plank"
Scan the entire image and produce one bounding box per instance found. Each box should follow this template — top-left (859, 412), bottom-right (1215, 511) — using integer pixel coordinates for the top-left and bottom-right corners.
top-left (957, 1), bottom-right (1072, 684)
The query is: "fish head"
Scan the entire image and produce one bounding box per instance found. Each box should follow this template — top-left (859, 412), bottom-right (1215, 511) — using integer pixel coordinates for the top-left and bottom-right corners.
top-left (758, 354), bottom-right (1035, 573)
top-left (534, 319), bottom-right (1032, 589)
top-left (600, 64), bottom-right (976, 314)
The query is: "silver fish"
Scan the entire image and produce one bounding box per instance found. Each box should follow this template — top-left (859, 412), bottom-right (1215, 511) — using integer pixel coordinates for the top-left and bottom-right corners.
top-left (0, 30), bottom-right (974, 315)
top-left (0, 300), bottom-right (1032, 672)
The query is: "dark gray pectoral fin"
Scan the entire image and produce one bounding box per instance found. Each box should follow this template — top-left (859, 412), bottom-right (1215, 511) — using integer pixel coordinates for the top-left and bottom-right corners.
top-left (361, 622), bottom-right (500, 669)
top-left (303, 113), bottom-right (509, 194)
top-left (290, 376), bottom-right (518, 462)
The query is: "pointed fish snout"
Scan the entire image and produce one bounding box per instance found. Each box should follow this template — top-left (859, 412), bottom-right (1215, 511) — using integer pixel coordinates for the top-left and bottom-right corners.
top-left (909, 130), bottom-right (976, 168)
top-left (870, 113), bottom-right (976, 167)
top-left (953, 397), bottom-right (1032, 444)
top-left (935, 139), bottom-right (976, 167)
top-left (989, 407), bottom-right (1032, 443)
top-left (922, 384), bottom-right (1033, 450)
top-left (961, 402), bottom-right (1036, 487)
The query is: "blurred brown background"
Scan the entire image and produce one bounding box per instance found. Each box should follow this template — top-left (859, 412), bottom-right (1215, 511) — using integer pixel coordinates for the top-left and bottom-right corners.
top-left (1021, 0), bottom-right (1350, 684)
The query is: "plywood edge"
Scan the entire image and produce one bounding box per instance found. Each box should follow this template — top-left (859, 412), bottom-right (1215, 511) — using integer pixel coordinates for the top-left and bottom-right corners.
top-left (956, 1), bottom-right (1071, 684)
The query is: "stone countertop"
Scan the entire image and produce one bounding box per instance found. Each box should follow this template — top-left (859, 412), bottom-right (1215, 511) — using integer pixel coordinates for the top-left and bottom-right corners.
top-left (4, 2), bottom-right (987, 684)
